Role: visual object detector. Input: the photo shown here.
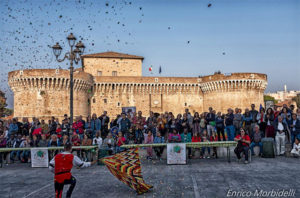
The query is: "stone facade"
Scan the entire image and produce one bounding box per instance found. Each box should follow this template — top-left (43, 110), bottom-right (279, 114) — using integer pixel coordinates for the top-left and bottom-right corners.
top-left (8, 51), bottom-right (268, 120)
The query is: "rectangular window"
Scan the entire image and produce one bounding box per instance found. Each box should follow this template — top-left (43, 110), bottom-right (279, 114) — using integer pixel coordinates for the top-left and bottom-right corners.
top-left (104, 99), bottom-right (107, 104)
top-left (112, 71), bottom-right (117, 76)
top-left (97, 71), bottom-right (102, 76)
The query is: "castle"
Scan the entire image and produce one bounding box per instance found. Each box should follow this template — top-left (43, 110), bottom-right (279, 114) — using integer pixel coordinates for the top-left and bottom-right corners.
top-left (8, 51), bottom-right (268, 120)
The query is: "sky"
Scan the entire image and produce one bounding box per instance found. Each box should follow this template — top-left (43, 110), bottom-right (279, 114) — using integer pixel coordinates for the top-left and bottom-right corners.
top-left (0, 0), bottom-right (300, 108)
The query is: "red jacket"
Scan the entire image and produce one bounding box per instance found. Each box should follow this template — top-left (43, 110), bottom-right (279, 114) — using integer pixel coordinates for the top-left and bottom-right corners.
top-left (54, 153), bottom-right (74, 183)
top-left (73, 121), bottom-right (84, 134)
top-left (56, 128), bottom-right (62, 138)
top-left (192, 136), bottom-right (201, 142)
top-left (235, 134), bottom-right (250, 146)
top-left (32, 128), bottom-right (42, 136)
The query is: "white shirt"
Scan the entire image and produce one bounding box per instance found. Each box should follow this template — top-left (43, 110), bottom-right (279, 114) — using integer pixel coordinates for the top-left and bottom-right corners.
top-left (93, 137), bottom-right (103, 149)
top-left (277, 122), bottom-right (284, 131)
top-left (49, 151), bottom-right (91, 173)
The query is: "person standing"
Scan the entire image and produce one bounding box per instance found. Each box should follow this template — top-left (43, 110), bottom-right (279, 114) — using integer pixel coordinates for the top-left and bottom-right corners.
top-left (249, 104), bottom-right (258, 135)
top-left (265, 108), bottom-right (275, 138)
top-left (215, 112), bottom-right (225, 141)
top-left (233, 108), bottom-right (242, 134)
top-left (192, 112), bottom-right (201, 136)
top-left (274, 116), bottom-right (287, 155)
top-left (257, 107), bottom-right (266, 135)
top-left (49, 143), bottom-right (97, 198)
top-left (181, 128), bottom-right (192, 158)
top-left (91, 114), bottom-right (101, 139)
top-left (242, 109), bottom-right (253, 137)
top-left (153, 131), bottom-right (165, 160)
top-left (99, 111), bottom-right (110, 138)
top-left (225, 108), bottom-right (235, 141)
top-left (145, 130), bottom-right (154, 160)
top-left (206, 107), bottom-right (216, 137)
top-left (119, 113), bottom-right (131, 139)
top-left (289, 113), bottom-right (300, 145)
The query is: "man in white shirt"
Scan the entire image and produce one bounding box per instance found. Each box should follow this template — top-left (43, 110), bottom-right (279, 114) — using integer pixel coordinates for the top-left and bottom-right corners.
top-left (275, 116), bottom-right (287, 156)
top-left (49, 143), bottom-right (97, 198)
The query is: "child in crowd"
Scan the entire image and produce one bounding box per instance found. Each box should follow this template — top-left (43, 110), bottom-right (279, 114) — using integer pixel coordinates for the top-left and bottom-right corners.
top-left (291, 137), bottom-right (300, 157)
top-left (145, 130), bottom-right (154, 160)
top-left (168, 129), bottom-right (181, 143)
top-left (201, 130), bottom-right (211, 159)
top-left (135, 124), bottom-right (144, 144)
top-left (38, 134), bottom-right (48, 147)
top-left (93, 132), bottom-right (103, 149)
top-left (116, 132), bottom-right (126, 153)
top-left (210, 131), bottom-right (218, 158)
top-left (154, 131), bottom-right (165, 160)
top-left (20, 136), bottom-right (31, 163)
top-left (103, 132), bottom-right (115, 155)
top-left (191, 132), bottom-right (201, 158)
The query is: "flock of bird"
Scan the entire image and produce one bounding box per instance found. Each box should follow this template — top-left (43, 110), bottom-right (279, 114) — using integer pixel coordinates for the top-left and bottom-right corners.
top-left (0, 0), bottom-right (215, 105)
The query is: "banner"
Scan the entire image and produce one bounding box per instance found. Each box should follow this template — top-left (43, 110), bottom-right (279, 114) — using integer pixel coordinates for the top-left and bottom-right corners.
top-left (101, 148), bottom-right (153, 194)
top-left (31, 148), bottom-right (49, 167)
top-left (167, 143), bottom-right (186, 165)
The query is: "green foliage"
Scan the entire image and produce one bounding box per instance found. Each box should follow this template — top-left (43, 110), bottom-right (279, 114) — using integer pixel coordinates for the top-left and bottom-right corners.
top-left (0, 90), bottom-right (13, 117)
top-left (292, 95), bottom-right (300, 108)
top-left (264, 95), bottom-right (278, 104)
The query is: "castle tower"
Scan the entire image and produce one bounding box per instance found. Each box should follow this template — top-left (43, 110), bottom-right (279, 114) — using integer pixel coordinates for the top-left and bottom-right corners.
top-left (200, 73), bottom-right (268, 112)
top-left (81, 51), bottom-right (144, 77)
top-left (8, 69), bottom-right (93, 121)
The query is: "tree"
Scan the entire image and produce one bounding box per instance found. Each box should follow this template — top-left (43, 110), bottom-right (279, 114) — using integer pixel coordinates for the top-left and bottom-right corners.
top-left (0, 90), bottom-right (12, 117)
top-left (264, 95), bottom-right (278, 104)
top-left (0, 90), bottom-right (6, 117)
top-left (292, 94), bottom-right (300, 108)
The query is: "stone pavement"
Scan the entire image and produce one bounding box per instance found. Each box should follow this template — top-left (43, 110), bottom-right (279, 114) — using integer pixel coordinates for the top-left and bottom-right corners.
top-left (0, 153), bottom-right (299, 198)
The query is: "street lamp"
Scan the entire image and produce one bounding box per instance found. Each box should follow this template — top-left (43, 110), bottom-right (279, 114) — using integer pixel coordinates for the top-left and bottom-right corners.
top-left (52, 33), bottom-right (85, 131)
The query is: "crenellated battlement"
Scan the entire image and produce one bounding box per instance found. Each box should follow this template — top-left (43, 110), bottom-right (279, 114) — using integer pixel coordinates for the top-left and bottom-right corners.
top-left (200, 79), bottom-right (267, 93)
top-left (8, 69), bottom-right (93, 92)
top-left (92, 73), bottom-right (267, 95)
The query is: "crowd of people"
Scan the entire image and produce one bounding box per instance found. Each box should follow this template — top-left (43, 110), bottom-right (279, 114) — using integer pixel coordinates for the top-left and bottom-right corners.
top-left (0, 104), bottom-right (300, 166)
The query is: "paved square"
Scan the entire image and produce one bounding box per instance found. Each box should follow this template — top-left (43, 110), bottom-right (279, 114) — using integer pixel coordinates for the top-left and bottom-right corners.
top-left (1, 153), bottom-right (299, 198)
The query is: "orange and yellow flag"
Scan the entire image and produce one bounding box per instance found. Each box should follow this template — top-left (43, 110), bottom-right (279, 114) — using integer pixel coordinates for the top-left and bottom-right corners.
top-left (101, 148), bottom-right (153, 194)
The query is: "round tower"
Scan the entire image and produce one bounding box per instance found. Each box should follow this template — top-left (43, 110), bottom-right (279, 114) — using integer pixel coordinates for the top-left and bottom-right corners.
top-left (200, 73), bottom-right (267, 113)
top-left (8, 69), bottom-right (93, 121)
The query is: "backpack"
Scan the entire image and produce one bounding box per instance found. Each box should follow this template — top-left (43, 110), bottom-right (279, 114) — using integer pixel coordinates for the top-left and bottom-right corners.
top-left (262, 138), bottom-right (275, 158)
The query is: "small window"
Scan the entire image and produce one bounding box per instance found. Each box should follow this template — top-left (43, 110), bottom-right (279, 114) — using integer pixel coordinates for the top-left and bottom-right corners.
top-left (112, 71), bottom-right (117, 76)
top-left (93, 98), bottom-right (96, 103)
top-left (185, 102), bottom-right (187, 107)
top-left (97, 71), bottom-right (102, 76)
top-left (117, 102), bottom-right (120, 107)
top-left (104, 99), bottom-right (107, 104)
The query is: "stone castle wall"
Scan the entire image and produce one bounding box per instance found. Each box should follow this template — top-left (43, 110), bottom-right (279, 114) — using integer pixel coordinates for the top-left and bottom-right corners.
top-left (83, 57), bottom-right (142, 77)
top-left (8, 69), bottom-right (93, 121)
top-left (91, 73), bottom-right (267, 117)
top-left (8, 63), bottom-right (267, 120)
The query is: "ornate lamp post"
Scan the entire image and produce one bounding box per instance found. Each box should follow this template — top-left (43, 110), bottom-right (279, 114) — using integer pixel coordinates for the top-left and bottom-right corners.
top-left (52, 33), bottom-right (85, 129)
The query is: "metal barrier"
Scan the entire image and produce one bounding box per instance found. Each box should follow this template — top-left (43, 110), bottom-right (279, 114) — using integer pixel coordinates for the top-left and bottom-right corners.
top-left (0, 146), bottom-right (98, 152)
top-left (0, 146), bottom-right (99, 167)
top-left (121, 141), bottom-right (237, 162)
